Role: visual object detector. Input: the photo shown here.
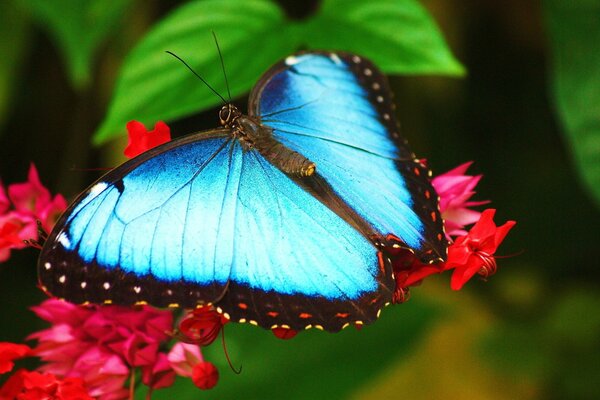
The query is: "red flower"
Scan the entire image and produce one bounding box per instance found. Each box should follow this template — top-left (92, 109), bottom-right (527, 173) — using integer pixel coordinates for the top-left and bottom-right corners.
top-left (0, 183), bottom-right (8, 215)
top-left (391, 209), bottom-right (516, 297)
top-left (0, 342), bottom-right (30, 374)
top-left (124, 121), bottom-right (171, 158)
top-left (271, 327), bottom-right (298, 340)
top-left (432, 162), bottom-right (488, 238)
top-left (445, 209), bottom-right (516, 290)
top-left (191, 361), bottom-right (219, 390)
top-left (178, 306), bottom-right (227, 346)
top-left (0, 369), bottom-right (93, 400)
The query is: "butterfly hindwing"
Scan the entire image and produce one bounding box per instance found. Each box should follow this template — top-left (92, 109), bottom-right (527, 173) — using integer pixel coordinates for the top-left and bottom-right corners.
top-left (39, 130), bottom-right (393, 332)
top-left (249, 52), bottom-right (447, 263)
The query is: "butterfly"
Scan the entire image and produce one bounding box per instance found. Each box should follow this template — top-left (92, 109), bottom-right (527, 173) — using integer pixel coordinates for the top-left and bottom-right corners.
top-left (38, 52), bottom-right (447, 333)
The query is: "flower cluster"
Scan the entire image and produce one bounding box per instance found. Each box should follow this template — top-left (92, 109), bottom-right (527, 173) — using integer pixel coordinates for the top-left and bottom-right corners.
top-left (0, 301), bottom-right (225, 399)
top-left (391, 163), bottom-right (516, 302)
top-left (0, 165), bottom-right (66, 262)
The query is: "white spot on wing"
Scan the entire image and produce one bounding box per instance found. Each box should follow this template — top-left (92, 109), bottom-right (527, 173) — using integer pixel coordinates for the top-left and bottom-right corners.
top-left (44, 262), bottom-right (51, 270)
top-left (89, 182), bottom-right (108, 197)
top-left (329, 53), bottom-right (342, 65)
top-left (57, 232), bottom-right (71, 249)
top-left (285, 55), bottom-right (300, 66)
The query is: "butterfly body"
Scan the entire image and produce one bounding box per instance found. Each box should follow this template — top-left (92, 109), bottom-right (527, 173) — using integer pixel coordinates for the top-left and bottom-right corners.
top-left (39, 52), bottom-right (446, 332)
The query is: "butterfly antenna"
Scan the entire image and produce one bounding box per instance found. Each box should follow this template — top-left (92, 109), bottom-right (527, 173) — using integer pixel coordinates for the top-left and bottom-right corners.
top-left (212, 31), bottom-right (231, 102)
top-left (221, 326), bottom-right (242, 374)
top-left (165, 51), bottom-right (227, 104)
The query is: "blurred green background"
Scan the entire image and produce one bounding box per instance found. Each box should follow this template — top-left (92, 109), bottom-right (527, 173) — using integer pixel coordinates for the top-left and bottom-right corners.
top-left (1, 0), bottom-right (599, 399)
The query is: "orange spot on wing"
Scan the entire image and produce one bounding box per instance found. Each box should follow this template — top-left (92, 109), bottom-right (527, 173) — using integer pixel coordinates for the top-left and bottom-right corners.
top-left (425, 190), bottom-right (431, 199)
top-left (431, 211), bottom-right (437, 222)
top-left (414, 167), bottom-right (421, 176)
top-left (267, 311), bottom-right (279, 318)
top-left (238, 302), bottom-right (248, 310)
top-left (299, 312), bottom-right (312, 319)
top-left (377, 252), bottom-right (386, 273)
top-left (335, 313), bottom-right (350, 318)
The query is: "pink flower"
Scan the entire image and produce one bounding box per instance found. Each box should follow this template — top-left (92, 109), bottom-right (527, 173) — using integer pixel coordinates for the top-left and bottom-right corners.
top-left (124, 121), bottom-right (171, 158)
top-left (432, 162), bottom-right (488, 238)
top-left (7, 164), bottom-right (51, 217)
top-left (445, 209), bottom-right (516, 290)
top-left (142, 353), bottom-right (176, 390)
top-left (0, 342), bottom-right (31, 374)
top-left (30, 299), bottom-right (175, 399)
top-left (0, 212), bottom-right (37, 262)
top-left (37, 194), bottom-right (67, 235)
top-left (168, 343), bottom-right (203, 377)
top-left (0, 164), bottom-right (67, 262)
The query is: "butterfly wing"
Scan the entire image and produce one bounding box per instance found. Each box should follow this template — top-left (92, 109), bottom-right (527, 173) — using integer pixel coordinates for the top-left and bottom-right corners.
top-left (39, 130), bottom-right (393, 332)
top-left (249, 52), bottom-right (447, 263)
top-left (39, 130), bottom-right (236, 307)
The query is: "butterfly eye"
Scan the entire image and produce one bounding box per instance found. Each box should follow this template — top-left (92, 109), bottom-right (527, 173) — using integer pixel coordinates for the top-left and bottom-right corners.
top-left (219, 105), bottom-right (242, 127)
top-left (218, 106), bottom-right (231, 126)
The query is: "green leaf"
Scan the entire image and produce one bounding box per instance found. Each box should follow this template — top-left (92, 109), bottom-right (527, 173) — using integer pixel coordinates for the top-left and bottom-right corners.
top-left (148, 297), bottom-right (439, 400)
top-left (0, 0), bottom-right (31, 131)
top-left (18, 0), bottom-right (133, 89)
top-left (94, 0), bottom-right (299, 145)
top-left (303, 0), bottom-right (464, 75)
top-left (545, 0), bottom-right (600, 208)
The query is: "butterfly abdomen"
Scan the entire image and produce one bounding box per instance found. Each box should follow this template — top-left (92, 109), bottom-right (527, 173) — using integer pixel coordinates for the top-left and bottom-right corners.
top-left (234, 115), bottom-right (315, 176)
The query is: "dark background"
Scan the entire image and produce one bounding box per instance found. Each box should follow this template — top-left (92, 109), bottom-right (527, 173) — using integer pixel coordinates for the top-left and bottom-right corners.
top-left (1, 1), bottom-right (598, 399)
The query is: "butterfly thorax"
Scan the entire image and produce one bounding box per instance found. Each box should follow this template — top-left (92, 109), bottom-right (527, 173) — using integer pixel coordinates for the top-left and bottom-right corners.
top-left (219, 104), bottom-right (315, 177)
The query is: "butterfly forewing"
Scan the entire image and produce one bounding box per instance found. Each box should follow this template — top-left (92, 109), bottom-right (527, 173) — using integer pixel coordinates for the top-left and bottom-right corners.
top-left (249, 52), bottom-right (447, 263)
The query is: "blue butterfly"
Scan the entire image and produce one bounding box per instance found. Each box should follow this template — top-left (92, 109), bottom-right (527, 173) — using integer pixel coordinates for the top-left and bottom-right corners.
top-left (38, 52), bottom-right (446, 332)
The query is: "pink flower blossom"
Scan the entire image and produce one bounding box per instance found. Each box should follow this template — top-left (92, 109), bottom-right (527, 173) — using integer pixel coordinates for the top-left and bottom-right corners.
top-left (0, 212), bottom-right (37, 262)
top-left (7, 164), bottom-right (51, 217)
top-left (432, 162), bottom-right (488, 238)
top-left (29, 299), bottom-right (175, 399)
top-left (124, 121), bottom-right (171, 158)
top-left (0, 164), bottom-right (67, 262)
top-left (168, 343), bottom-right (203, 377)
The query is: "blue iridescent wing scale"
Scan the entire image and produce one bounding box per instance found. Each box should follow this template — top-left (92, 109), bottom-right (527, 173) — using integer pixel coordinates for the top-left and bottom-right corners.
top-left (39, 130), bottom-right (235, 307)
top-left (248, 52), bottom-right (447, 263)
top-left (39, 129), bottom-right (393, 332)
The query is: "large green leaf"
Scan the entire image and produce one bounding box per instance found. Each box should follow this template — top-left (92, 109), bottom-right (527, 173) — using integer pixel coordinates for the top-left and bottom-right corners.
top-left (545, 0), bottom-right (600, 208)
top-left (18, 0), bottom-right (133, 89)
top-left (303, 0), bottom-right (464, 75)
top-left (93, 0), bottom-right (299, 145)
top-left (146, 297), bottom-right (439, 400)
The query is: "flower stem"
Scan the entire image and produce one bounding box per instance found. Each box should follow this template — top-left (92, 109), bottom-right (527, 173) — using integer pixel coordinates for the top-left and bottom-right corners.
top-left (129, 369), bottom-right (136, 400)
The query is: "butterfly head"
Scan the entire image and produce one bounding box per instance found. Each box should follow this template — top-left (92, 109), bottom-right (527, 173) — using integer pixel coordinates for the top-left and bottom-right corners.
top-left (219, 104), bottom-right (242, 128)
